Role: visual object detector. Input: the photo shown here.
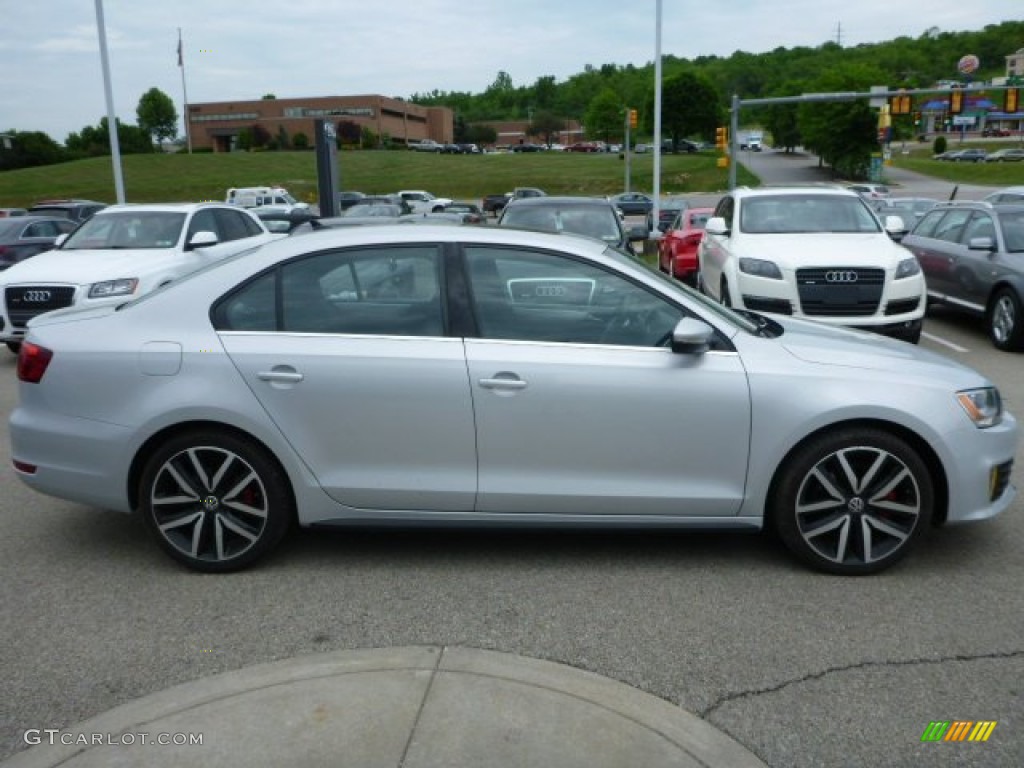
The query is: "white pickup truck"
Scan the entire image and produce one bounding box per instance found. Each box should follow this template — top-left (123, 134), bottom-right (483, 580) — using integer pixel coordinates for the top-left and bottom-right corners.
top-left (398, 190), bottom-right (453, 213)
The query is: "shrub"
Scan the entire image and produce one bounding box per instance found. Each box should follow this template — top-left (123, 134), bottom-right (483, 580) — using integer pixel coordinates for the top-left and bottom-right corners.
top-left (933, 135), bottom-right (947, 155)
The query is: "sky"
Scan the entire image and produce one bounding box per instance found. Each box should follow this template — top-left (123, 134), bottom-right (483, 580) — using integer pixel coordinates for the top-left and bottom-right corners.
top-left (1, 0), bottom-right (1019, 143)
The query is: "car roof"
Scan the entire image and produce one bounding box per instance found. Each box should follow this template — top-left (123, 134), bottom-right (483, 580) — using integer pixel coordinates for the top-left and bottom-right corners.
top-left (504, 196), bottom-right (617, 208)
top-left (730, 185), bottom-right (858, 199)
top-left (93, 202), bottom-right (245, 214)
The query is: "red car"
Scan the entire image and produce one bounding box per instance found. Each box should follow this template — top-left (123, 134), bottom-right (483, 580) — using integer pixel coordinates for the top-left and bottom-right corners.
top-left (564, 142), bottom-right (601, 153)
top-left (658, 207), bottom-right (714, 286)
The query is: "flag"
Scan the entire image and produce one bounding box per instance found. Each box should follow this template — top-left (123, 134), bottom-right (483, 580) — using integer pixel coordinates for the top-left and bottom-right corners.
top-left (177, 36), bottom-right (183, 68)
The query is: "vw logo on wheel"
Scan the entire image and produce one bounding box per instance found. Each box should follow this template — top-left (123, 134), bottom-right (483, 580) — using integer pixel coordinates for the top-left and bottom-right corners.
top-left (825, 271), bottom-right (858, 284)
top-left (23, 290), bottom-right (53, 302)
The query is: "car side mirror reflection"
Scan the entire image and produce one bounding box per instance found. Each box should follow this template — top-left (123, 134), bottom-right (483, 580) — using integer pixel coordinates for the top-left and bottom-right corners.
top-left (670, 317), bottom-right (714, 355)
top-left (188, 231), bottom-right (219, 250)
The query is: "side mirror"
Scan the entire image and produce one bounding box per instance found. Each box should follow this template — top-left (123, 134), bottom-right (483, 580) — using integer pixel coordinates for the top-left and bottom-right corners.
top-left (628, 225), bottom-right (648, 242)
top-left (187, 230), bottom-right (219, 250)
top-left (705, 216), bottom-right (729, 236)
top-left (669, 317), bottom-right (714, 355)
top-left (967, 236), bottom-right (996, 252)
top-left (54, 234), bottom-right (69, 248)
top-left (883, 215), bottom-right (907, 236)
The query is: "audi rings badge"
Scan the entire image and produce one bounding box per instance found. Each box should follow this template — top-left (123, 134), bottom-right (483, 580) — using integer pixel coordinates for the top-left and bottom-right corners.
top-left (535, 284), bottom-right (569, 298)
top-left (824, 271), bottom-right (859, 284)
top-left (22, 290), bottom-right (53, 302)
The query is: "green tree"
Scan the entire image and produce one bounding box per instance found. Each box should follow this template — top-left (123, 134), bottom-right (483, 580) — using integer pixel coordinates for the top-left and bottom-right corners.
top-left (656, 71), bottom-right (722, 147)
top-left (762, 81), bottom-right (805, 153)
top-left (66, 117), bottom-right (154, 157)
top-left (292, 132), bottom-right (309, 149)
top-left (0, 130), bottom-right (66, 171)
top-left (136, 87), bottom-right (178, 146)
top-left (799, 63), bottom-right (887, 179)
top-left (527, 110), bottom-right (566, 146)
top-left (584, 88), bottom-right (623, 143)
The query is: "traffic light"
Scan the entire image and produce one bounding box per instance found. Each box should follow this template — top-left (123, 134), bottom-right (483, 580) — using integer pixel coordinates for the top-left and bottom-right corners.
top-left (949, 88), bottom-right (964, 114)
top-left (1006, 88), bottom-right (1019, 114)
top-left (715, 126), bottom-right (728, 150)
top-left (890, 94), bottom-right (911, 115)
top-left (628, 109), bottom-right (638, 129)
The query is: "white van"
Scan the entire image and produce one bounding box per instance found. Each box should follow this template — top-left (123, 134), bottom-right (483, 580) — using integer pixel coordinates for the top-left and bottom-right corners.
top-left (226, 187), bottom-right (310, 213)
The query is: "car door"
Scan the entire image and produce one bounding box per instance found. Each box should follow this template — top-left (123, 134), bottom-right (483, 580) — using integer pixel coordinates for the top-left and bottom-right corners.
top-left (462, 244), bottom-right (750, 518)
top-left (905, 208), bottom-right (973, 304)
top-left (215, 244), bottom-right (477, 511)
top-left (950, 211), bottom-right (1005, 310)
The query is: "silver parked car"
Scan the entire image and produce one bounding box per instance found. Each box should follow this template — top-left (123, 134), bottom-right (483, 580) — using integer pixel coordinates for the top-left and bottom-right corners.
top-left (9, 225), bottom-right (1017, 575)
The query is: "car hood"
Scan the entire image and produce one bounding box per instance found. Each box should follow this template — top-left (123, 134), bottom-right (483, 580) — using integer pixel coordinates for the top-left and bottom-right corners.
top-left (770, 314), bottom-right (978, 379)
top-left (741, 233), bottom-right (908, 268)
top-left (0, 248), bottom-right (184, 285)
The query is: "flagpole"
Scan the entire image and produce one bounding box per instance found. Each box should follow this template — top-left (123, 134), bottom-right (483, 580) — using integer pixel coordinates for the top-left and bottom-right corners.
top-left (178, 28), bottom-right (192, 154)
top-left (95, 0), bottom-right (125, 203)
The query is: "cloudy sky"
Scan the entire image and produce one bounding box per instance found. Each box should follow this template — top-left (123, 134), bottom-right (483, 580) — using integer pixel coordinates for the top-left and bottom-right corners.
top-left (1, 0), bottom-right (1018, 143)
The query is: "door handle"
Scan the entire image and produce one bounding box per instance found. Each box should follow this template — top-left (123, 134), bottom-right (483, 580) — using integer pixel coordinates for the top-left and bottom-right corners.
top-left (257, 369), bottom-right (304, 383)
top-left (478, 377), bottom-right (527, 390)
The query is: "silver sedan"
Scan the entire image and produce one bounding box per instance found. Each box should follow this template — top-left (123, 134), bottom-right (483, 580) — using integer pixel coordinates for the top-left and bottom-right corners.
top-left (9, 225), bottom-right (1018, 574)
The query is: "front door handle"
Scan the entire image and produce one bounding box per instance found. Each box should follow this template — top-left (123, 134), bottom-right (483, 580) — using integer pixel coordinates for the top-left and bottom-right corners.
top-left (479, 376), bottom-right (527, 391)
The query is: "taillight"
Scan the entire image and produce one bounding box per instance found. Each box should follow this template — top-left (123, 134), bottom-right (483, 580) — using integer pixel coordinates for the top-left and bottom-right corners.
top-left (17, 342), bottom-right (53, 383)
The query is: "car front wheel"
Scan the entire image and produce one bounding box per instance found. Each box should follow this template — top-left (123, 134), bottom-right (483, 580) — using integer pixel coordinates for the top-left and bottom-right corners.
top-left (139, 431), bottom-right (293, 572)
top-left (987, 288), bottom-right (1024, 351)
top-left (771, 428), bottom-right (933, 575)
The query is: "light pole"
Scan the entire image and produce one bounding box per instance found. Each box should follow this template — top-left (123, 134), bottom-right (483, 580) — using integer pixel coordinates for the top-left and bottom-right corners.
top-left (650, 0), bottom-right (663, 237)
top-left (94, 0), bottom-right (125, 203)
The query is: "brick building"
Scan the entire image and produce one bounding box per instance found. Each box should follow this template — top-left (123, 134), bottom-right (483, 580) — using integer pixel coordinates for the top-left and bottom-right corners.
top-left (187, 95), bottom-right (453, 151)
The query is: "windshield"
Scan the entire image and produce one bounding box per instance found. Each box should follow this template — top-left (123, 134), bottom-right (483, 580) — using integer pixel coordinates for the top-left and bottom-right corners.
top-left (62, 212), bottom-right (186, 250)
top-left (344, 204), bottom-right (402, 218)
top-left (740, 194), bottom-right (881, 235)
top-left (503, 204), bottom-right (623, 244)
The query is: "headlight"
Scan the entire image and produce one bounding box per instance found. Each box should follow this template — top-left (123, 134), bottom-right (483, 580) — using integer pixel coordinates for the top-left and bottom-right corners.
top-left (957, 387), bottom-right (1003, 428)
top-left (738, 258), bottom-right (783, 279)
top-left (895, 257), bottom-right (921, 279)
top-left (89, 278), bottom-right (139, 298)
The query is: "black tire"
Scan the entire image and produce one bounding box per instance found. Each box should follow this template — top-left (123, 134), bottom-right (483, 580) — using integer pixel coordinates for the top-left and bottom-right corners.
top-left (771, 428), bottom-right (933, 575)
top-left (6, 341), bottom-right (20, 355)
top-left (892, 320), bottom-right (922, 345)
top-left (139, 431), bottom-right (293, 572)
top-left (987, 288), bottom-right (1024, 352)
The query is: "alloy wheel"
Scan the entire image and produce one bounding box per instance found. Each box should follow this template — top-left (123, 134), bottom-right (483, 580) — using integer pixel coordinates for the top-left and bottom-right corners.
top-left (793, 445), bottom-right (921, 568)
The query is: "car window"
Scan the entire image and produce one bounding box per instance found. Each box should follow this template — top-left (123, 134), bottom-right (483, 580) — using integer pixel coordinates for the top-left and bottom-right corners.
top-left (214, 209), bottom-right (255, 242)
top-left (961, 213), bottom-right (996, 244)
top-left (912, 209), bottom-right (945, 238)
top-left (24, 221), bottom-right (58, 238)
top-left (214, 247), bottom-right (444, 335)
top-left (713, 196), bottom-right (733, 225)
top-left (187, 209), bottom-right (219, 242)
top-left (62, 212), bottom-right (186, 250)
top-left (1000, 211), bottom-right (1024, 252)
top-left (931, 209), bottom-right (972, 244)
top-left (465, 246), bottom-right (684, 347)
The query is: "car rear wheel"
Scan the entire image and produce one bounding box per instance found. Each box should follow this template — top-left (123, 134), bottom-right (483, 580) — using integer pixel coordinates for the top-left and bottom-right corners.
top-left (771, 428), bottom-right (933, 575)
top-left (139, 431), bottom-right (293, 572)
top-left (987, 289), bottom-right (1024, 351)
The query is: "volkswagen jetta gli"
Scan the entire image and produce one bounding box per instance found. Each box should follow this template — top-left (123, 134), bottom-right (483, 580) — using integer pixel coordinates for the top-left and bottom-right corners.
top-left (9, 226), bottom-right (1018, 574)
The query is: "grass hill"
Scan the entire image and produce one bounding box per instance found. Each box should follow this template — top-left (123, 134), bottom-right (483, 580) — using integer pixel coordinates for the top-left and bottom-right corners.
top-left (0, 149), bottom-right (756, 208)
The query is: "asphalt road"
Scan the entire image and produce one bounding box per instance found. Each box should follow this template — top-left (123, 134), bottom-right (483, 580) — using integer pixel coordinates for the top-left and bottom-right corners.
top-left (1, 157), bottom-right (1022, 767)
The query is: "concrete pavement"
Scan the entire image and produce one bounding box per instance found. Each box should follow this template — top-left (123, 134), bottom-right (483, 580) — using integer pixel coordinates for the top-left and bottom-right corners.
top-left (3, 646), bottom-right (767, 768)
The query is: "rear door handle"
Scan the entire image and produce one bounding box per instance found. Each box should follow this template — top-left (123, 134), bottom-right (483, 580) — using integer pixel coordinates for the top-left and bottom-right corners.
top-left (257, 369), bottom-right (304, 383)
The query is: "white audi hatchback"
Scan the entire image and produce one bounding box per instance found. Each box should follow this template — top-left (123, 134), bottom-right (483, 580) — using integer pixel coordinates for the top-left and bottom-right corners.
top-left (698, 186), bottom-right (926, 343)
top-left (8, 225), bottom-right (1017, 575)
top-left (0, 202), bottom-right (278, 353)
